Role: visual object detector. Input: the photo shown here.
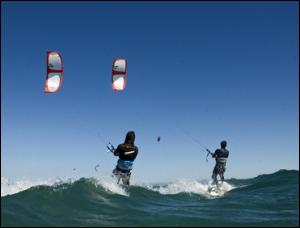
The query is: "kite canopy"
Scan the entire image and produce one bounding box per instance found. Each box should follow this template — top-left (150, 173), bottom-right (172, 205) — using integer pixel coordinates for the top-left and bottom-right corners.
top-left (45, 51), bottom-right (64, 93)
top-left (112, 59), bottom-right (127, 91)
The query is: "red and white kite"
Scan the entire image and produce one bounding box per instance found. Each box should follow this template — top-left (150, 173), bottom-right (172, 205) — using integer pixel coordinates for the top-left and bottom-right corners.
top-left (112, 59), bottom-right (127, 91)
top-left (45, 51), bottom-right (64, 93)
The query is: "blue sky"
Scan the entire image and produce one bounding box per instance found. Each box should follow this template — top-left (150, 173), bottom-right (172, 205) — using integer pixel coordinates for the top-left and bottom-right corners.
top-left (1, 2), bottom-right (299, 182)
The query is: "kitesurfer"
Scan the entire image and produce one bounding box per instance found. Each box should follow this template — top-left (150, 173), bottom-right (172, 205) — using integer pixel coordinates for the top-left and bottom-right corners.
top-left (210, 140), bottom-right (229, 186)
top-left (112, 131), bottom-right (138, 186)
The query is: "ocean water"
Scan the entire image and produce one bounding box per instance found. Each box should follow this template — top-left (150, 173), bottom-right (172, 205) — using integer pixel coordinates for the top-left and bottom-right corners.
top-left (1, 169), bottom-right (299, 227)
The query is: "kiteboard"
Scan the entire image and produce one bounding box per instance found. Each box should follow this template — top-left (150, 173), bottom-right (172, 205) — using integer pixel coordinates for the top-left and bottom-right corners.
top-left (208, 179), bottom-right (224, 196)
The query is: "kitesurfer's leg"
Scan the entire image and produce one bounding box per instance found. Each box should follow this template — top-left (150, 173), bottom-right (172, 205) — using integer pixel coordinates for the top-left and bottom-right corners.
top-left (219, 165), bottom-right (225, 184)
top-left (220, 172), bottom-right (224, 182)
top-left (112, 168), bottom-right (122, 184)
top-left (212, 171), bottom-right (218, 186)
top-left (122, 172), bottom-right (131, 186)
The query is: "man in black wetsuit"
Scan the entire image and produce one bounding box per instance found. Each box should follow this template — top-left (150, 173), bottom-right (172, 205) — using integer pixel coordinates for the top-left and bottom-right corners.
top-left (112, 131), bottom-right (138, 186)
top-left (211, 140), bottom-right (229, 186)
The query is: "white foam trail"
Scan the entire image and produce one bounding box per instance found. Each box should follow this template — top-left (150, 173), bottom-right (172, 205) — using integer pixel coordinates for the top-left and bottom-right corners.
top-left (134, 179), bottom-right (235, 198)
top-left (93, 174), bottom-right (129, 197)
top-left (1, 176), bottom-right (75, 197)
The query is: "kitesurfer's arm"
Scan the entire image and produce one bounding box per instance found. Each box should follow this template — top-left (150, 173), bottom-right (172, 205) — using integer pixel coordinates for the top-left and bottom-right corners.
top-left (134, 147), bottom-right (139, 159)
top-left (206, 149), bottom-right (213, 157)
top-left (113, 145), bottom-right (121, 156)
top-left (225, 150), bottom-right (229, 158)
top-left (212, 149), bottom-right (219, 158)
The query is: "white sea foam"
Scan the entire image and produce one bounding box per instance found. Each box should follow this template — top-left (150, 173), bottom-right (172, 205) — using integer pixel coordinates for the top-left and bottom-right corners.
top-left (93, 174), bottom-right (129, 196)
top-left (134, 179), bottom-right (235, 198)
top-left (2, 175), bottom-right (235, 198)
top-left (1, 176), bottom-right (75, 197)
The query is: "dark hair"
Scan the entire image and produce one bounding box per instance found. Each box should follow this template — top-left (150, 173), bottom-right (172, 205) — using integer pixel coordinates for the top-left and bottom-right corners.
top-left (220, 140), bottom-right (227, 148)
top-left (125, 131), bottom-right (135, 145)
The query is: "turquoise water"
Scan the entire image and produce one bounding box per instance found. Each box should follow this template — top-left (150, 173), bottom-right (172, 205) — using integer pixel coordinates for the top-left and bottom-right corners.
top-left (1, 170), bottom-right (299, 227)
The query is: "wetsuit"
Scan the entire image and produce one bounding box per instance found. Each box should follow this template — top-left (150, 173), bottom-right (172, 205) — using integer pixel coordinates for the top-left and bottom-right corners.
top-left (113, 143), bottom-right (138, 185)
top-left (212, 148), bottom-right (229, 185)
